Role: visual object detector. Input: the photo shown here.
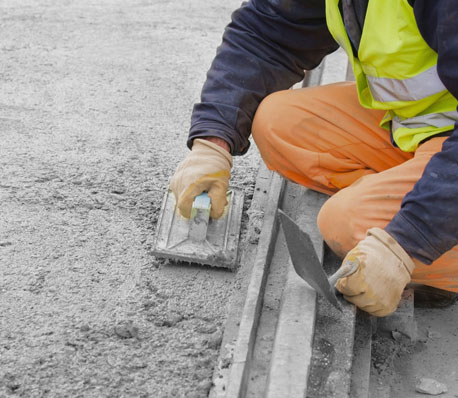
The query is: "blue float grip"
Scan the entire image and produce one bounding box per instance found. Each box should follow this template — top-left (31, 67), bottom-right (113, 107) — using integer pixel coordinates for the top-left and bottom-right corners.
top-left (192, 192), bottom-right (211, 210)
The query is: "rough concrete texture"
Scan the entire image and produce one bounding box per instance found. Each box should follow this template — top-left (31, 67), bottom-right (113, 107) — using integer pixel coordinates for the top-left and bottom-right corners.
top-left (307, 247), bottom-right (356, 398)
top-left (415, 378), bottom-right (448, 395)
top-left (0, 1), bottom-right (261, 397)
top-left (370, 302), bottom-right (458, 397)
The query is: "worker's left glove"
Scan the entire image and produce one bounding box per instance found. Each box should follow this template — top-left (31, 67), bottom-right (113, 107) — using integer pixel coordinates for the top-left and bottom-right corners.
top-left (335, 228), bottom-right (415, 317)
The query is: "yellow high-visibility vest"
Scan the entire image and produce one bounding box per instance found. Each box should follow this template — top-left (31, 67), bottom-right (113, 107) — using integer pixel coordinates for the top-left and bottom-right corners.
top-left (325, 0), bottom-right (458, 152)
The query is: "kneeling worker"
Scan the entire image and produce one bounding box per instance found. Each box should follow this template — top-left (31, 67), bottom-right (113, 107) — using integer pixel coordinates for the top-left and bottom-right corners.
top-left (170, 0), bottom-right (458, 316)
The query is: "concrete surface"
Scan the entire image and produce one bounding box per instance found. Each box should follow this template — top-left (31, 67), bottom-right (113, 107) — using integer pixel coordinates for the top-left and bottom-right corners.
top-left (0, 1), bottom-right (261, 397)
top-left (265, 188), bottom-right (326, 398)
top-left (371, 302), bottom-right (458, 397)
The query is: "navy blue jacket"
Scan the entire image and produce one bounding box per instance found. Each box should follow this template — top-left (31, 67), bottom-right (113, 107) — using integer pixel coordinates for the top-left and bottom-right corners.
top-left (188, 0), bottom-right (458, 265)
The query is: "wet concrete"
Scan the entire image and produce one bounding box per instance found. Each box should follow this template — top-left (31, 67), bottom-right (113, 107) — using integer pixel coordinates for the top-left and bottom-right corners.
top-left (306, 247), bottom-right (356, 398)
top-left (0, 1), bottom-right (260, 397)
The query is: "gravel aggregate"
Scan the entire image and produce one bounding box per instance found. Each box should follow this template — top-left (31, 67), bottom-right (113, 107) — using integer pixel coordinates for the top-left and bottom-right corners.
top-left (0, 1), bottom-right (260, 397)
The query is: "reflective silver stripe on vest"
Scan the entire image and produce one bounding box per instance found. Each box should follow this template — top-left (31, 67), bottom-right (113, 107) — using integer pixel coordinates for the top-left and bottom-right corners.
top-left (392, 111), bottom-right (458, 131)
top-left (367, 65), bottom-right (447, 102)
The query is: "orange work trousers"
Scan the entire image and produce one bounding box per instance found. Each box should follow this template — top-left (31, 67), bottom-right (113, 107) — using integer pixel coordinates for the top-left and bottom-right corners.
top-left (252, 82), bottom-right (458, 292)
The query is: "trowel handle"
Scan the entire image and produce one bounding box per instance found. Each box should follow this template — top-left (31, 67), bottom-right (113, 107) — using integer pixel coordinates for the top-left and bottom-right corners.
top-left (328, 259), bottom-right (360, 287)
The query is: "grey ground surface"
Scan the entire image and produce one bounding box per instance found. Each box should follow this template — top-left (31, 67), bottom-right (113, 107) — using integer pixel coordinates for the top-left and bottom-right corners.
top-left (0, 1), bottom-right (260, 397)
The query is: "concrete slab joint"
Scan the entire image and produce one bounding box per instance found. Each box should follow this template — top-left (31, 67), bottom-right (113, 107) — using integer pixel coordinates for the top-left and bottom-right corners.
top-left (211, 51), bottom-right (365, 398)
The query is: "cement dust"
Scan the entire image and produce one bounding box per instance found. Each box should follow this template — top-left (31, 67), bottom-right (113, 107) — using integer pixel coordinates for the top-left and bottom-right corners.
top-left (370, 302), bottom-right (458, 397)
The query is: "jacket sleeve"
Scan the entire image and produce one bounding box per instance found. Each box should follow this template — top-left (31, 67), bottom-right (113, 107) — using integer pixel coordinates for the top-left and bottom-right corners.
top-left (385, 0), bottom-right (458, 264)
top-left (188, 0), bottom-right (338, 155)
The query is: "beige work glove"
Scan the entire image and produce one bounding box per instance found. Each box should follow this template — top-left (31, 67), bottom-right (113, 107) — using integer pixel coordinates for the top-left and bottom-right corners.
top-left (170, 138), bottom-right (232, 219)
top-left (336, 228), bottom-right (415, 317)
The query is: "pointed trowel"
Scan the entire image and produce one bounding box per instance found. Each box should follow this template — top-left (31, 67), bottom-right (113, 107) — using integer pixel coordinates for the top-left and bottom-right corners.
top-left (278, 209), bottom-right (359, 310)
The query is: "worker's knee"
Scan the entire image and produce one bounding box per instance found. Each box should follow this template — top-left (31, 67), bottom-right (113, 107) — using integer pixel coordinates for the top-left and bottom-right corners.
top-left (252, 90), bottom-right (290, 158)
top-left (317, 190), bottom-right (367, 258)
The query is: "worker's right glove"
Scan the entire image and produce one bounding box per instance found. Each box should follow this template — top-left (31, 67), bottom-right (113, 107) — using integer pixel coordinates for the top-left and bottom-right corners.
top-left (335, 228), bottom-right (415, 317)
top-left (170, 138), bottom-right (232, 219)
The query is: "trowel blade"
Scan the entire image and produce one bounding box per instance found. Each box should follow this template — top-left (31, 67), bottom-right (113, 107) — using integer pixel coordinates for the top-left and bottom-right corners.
top-left (278, 209), bottom-right (341, 309)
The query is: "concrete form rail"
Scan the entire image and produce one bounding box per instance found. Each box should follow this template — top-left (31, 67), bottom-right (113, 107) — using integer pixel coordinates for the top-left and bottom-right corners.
top-left (209, 51), bottom-right (373, 398)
